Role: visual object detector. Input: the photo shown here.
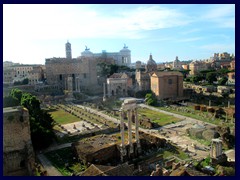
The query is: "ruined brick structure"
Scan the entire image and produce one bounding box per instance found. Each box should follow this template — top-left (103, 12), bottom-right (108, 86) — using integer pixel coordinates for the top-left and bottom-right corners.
top-left (45, 57), bottom-right (99, 93)
top-left (3, 107), bottom-right (35, 176)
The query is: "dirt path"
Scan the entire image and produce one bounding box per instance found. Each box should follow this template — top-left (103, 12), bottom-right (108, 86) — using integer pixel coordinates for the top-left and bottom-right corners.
top-left (37, 154), bottom-right (62, 176)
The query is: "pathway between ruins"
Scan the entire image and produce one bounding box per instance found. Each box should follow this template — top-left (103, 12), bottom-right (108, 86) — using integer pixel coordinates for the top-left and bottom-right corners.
top-left (37, 154), bottom-right (62, 176)
top-left (73, 103), bottom-right (213, 160)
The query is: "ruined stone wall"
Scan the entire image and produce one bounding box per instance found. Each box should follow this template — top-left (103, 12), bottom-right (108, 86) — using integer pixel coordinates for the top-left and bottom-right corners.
top-left (45, 57), bottom-right (99, 93)
top-left (3, 106), bottom-right (35, 176)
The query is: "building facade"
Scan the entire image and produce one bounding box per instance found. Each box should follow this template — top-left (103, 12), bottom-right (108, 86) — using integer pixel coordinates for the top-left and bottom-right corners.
top-left (28, 66), bottom-right (44, 85)
top-left (189, 60), bottom-right (211, 75)
top-left (151, 71), bottom-right (183, 100)
top-left (107, 73), bottom-right (132, 97)
top-left (45, 57), bottom-right (98, 93)
top-left (80, 44), bottom-right (131, 67)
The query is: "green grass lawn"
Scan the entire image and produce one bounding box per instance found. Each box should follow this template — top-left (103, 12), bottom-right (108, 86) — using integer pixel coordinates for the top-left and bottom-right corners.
top-left (158, 107), bottom-right (234, 128)
top-left (48, 108), bottom-right (81, 124)
top-left (138, 108), bottom-right (182, 126)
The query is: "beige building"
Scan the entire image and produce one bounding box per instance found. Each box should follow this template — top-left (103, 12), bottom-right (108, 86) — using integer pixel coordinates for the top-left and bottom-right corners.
top-left (172, 56), bottom-right (183, 70)
top-left (107, 73), bottom-right (132, 97)
top-left (189, 60), bottom-right (211, 75)
top-left (28, 66), bottom-right (44, 85)
top-left (151, 71), bottom-right (183, 100)
top-left (3, 63), bottom-right (44, 84)
top-left (3, 68), bottom-right (15, 84)
top-left (3, 107), bottom-right (35, 176)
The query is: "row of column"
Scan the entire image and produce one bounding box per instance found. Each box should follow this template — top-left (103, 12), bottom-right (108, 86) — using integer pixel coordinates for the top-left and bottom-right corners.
top-left (120, 108), bottom-right (140, 161)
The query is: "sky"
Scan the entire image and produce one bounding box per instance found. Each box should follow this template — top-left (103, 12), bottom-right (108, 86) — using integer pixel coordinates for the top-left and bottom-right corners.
top-left (3, 4), bottom-right (235, 65)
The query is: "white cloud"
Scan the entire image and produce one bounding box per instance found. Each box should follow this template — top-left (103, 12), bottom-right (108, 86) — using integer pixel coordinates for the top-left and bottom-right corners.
top-left (3, 4), bottom-right (192, 41)
top-left (199, 43), bottom-right (235, 52)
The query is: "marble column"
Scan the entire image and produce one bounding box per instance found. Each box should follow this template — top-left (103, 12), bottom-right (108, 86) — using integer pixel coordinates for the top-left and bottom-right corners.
top-left (103, 83), bottom-right (106, 101)
top-left (134, 109), bottom-right (140, 148)
top-left (128, 110), bottom-right (133, 154)
top-left (120, 110), bottom-right (126, 161)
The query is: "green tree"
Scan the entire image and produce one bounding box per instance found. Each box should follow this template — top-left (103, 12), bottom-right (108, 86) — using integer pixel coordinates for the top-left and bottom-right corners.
top-left (218, 76), bottom-right (228, 85)
top-left (206, 72), bottom-right (217, 83)
top-left (6, 88), bottom-right (55, 150)
top-left (109, 64), bottom-right (119, 75)
top-left (190, 75), bottom-right (203, 83)
top-left (10, 88), bottom-right (23, 102)
top-left (22, 78), bottom-right (29, 85)
top-left (145, 93), bottom-right (157, 106)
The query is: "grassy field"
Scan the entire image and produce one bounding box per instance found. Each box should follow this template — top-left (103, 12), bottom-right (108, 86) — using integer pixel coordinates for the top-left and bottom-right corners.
top-left (48, 107), bottom-right (80, 124)
top-left (158, 107), bottom-right (234, 128)
top-left (138, 108), bottom-right (182, 126)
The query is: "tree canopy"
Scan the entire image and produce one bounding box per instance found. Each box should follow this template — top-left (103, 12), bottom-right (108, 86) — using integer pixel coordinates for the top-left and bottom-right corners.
top-left (4, 88), bottom-right (55, 150)
top-left (145, 93), bottom-right (157, 106)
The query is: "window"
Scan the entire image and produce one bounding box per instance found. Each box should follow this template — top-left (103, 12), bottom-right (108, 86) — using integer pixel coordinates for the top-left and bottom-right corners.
top-left (168, 79), bottom-right (172, 84)
top-left (83, 73), bottom-right (87, 78)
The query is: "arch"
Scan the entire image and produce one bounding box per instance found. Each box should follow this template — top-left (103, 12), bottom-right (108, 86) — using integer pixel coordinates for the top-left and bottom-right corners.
top-left (20, 160), bottom-right (25, 167)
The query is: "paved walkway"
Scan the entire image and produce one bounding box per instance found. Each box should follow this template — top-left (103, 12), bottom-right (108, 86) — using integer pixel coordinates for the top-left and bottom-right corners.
top-left (37, 154), bottom-right (62, 176)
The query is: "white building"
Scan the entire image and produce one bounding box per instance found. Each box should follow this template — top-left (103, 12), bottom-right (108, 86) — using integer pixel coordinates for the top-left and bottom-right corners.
top-left (81, 44), bottom-right (131, 67)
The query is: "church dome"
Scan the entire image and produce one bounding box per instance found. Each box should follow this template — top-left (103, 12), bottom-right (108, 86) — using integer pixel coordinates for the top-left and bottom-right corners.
top-left (146, 54), bottom-right (157, 72)
top-left (147, 54), bottom-right (157, 66)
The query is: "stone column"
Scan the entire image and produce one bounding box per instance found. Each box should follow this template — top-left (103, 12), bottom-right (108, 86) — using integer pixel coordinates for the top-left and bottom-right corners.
top-left (209, 100), bottom-right (211, 107)
top-left (103, 83), bottom-right (106, 101)
top-left (128, 110), bottom-right (133, 154)
top-left (77, 76), bottom-right (81, 92)
top-left (120, 110), bottom-right (126, 161)
top-left (120, 111), bottom-right (125, 148)
top-left (228, 101), bottom-right (230, 108)
top-left (134, 109), bottom-right (141, 150)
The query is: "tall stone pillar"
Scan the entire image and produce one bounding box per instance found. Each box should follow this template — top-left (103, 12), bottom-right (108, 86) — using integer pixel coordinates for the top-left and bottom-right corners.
top-left (120, 110), bottom-right (126, 162)
top-left (210, 139), bottom-right (222, 159)
top-left (76, 76), bottom-right (81, 92)
top-left (134, 109), bottom-right (141, 151)
top-left (128, 110), bottom-right (133, 154)
top-left (103, 83), bottom-right (106, 102)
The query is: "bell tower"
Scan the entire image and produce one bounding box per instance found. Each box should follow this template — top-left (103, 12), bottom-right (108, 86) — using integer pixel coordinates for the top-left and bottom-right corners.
top-left (65, 40), bottom-right (72, 59)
